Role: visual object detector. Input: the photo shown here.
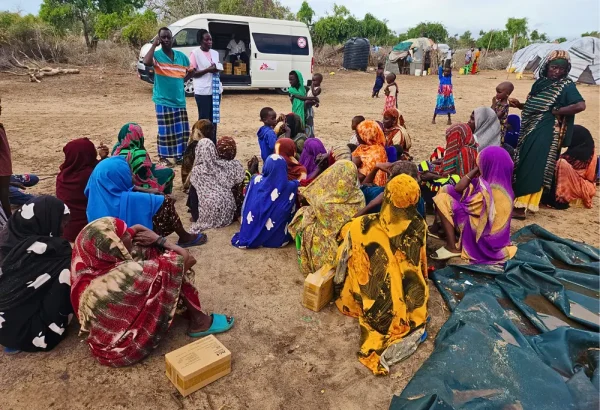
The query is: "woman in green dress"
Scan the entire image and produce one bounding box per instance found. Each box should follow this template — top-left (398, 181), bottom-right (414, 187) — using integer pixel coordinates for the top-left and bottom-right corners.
top-left (509, 50), bottom-right (586, 220)
top-left (112, 122), bottom-right (175, 194)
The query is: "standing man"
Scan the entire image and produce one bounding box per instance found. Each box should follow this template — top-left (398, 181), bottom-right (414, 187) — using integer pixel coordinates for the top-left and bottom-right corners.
top-left (226, 33), bottom-right (248, 66)
top-left (143, 27), bottom-right (192, 167)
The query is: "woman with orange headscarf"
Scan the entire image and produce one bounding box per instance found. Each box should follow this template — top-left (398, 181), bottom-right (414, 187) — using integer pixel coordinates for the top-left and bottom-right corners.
top-left (275, 138), bottom-right (307, 181)
top-left (382, 108), bottom-right (412, 160)
top-left (352, 120), bottom-right (388, 186)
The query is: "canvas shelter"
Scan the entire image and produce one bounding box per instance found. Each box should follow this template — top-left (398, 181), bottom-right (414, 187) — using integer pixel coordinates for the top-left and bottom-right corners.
top-left (385, 37), bottom-right (436, 75)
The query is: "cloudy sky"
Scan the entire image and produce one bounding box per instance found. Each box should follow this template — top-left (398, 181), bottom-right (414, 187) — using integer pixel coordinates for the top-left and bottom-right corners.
top-left (4, 0), bottom-right (599, 40)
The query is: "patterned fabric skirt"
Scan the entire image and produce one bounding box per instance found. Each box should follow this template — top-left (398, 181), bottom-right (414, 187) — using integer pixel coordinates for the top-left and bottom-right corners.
top-left (434, 85), bottom-right (456, 115)
top-left (152, 195), bottom-right (182, 236)
top-left (156, 104), bottom-right (189, 160)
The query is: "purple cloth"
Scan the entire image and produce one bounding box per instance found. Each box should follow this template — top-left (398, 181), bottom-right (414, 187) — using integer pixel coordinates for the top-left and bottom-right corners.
top-left (447, 146), bottom-right (515, 264)
top-left (299, 138), bottom-right (327, 176)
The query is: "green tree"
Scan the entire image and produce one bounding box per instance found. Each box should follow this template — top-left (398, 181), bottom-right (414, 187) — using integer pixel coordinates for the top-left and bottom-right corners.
top-left (581, 31), bottom-right (600, 38)
top-left (458, 30), bottom-right (474, 47)
top-left (120, 10), bottom-right (158, 47)
top-left (446, 34), bottom-right (458, 50)
top-left (476, 30), bottom-right (510, 50)
top-left (505, 17), bottom-right (528, 51)
top-left (530, 29), bottom-right (548, 43)
top-left (405, 22), bottom-right (448, 43)
top-left (296, 1), bottom-right (314, 26)
top-left (555, 37), bottom-right (568, 43)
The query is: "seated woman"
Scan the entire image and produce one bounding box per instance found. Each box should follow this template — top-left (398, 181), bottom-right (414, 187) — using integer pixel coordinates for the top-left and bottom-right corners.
top-left (356, 161), bottom-right (426, 218)
top-left (71, 217), bottom-right (234, 367)
top-left (352, 120), bottom-right (388, 186)
top-left (334, 175), bottom-right (429, 375)
top-left (546, 125), bottom-right (597, 209)
top-left (299, 137), bottom-right (327, 179)
top-left (277, 113), bottom-right (308, 154)
top-left (231, 154), bottom-right (299, 249)
top-left (112, 123), bottom-right (174, 194)
top-left (431, 146), bottom-right (517, 263)
top-left (288, 160), bottom-right (365, 275)
top-left (189, 139), bottom-right (245, 232)
top-left (469, 107), bottom-right (501, 151)
top-left (275, 138), bottom-right (307, 181)
top-left (85, 156), bottom-right (205, 248)
top-left (0, 196), bottom-right (73, 353)
top-left (182, 119), bottom-right (214, 189)
top-left (382, 108), bottom-right (412, 160)
top-left (56, 138), bottom-right (105, 242)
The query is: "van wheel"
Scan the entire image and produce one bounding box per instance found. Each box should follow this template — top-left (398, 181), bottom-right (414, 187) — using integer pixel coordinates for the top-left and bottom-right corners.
top-left (184, 79), bottom-right (194, 97)
top-left (276, 87), bottom-right (289, 95)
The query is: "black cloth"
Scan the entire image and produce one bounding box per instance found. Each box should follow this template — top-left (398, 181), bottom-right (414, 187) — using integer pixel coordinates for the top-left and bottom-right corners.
top-left (187, 185), bottom-right (199, 222)
top-left (0, 196), bottom-right (73, 351)
top-left (194, 94), bottom-right (218, 144)
top-left (563, 125), bottom-right (594, 165)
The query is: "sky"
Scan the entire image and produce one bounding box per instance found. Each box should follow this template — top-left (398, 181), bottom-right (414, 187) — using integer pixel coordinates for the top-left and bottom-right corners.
top-left (4, 0), bottom-right (599, 40)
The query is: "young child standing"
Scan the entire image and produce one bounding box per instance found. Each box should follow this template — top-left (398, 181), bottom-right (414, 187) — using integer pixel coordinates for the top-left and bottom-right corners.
top-left (383, 72), bottom-right (398, 112)
top-left (257, 107), bottom-right (278, 162)
top-left (432, 64), bottom-right (456, 125)
top-left (305, 73), bottom-right (323, 137)
top-left (372, 63), bottom-right (385, 98)
top-left (491, 81), bottom-right (515, 140)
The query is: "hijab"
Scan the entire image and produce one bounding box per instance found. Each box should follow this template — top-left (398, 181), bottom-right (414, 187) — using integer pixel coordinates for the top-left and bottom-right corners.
top-left (216, 136), bottom-right (237, 160)
top-left (353, 120), bottom-right (388, 186)
top-left (56, 138), bottom-right (98, 242)
top-left (299, 138), bottom-right (327, 176)
top-left (436, 124), bottom-right (478, 177)
top-left (473, 107), bottom-right (502, 151)
top-left (383, 107), bottom-right (412, 151)
top-left (190, 119), bottom-right (214, 143)
top-left (562, 125), bottom-right (595, 170)
top-left (275, 138), bottom-right (307, 181)
top-left (288, 70), bottom-right (306, 126)
top-left (85, 156), bottom-right (164, 229)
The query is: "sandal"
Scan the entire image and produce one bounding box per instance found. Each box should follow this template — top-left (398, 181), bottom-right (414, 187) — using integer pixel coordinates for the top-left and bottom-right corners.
top-left (4, 346), bottom-right (21, 355)
top-left (430, 246), bottom-right (461, 261)
top-left (158, 158), bottom-right (174, 168)
top-left (177, 233), bottom-right (207, 248)
top-left (511, 211), bottom-right (526, 221)
top-left (189, 314), bottom-right (234, 338)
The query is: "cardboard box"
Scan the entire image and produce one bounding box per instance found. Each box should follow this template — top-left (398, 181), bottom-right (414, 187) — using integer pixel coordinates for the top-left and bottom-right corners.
top-left (302, 267), bottom-right (335, 312)
top-left (165, 335), bottom-right (231, 397)
top-left (224, 63), bottom-right (232, 75)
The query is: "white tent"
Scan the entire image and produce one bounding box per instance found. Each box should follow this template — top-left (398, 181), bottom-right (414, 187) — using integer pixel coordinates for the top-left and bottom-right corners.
top-left (507, 37), bottom-right (600, 85)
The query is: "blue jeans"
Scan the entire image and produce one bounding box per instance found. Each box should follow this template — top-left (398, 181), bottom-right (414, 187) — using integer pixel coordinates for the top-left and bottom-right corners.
top-left (9, 174), bottom-right (38, 205)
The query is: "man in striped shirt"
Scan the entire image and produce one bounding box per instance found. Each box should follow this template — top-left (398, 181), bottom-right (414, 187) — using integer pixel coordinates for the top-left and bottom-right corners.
top-left (143, 27), bottom-right (193, 166)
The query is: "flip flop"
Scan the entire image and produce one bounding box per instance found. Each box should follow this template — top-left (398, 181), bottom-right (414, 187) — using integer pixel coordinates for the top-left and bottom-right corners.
top-left (177, 233), bottom-right (207, 248)
top-left (189, 314), bottom-right (234, 338)
top-left (511, 212), bottom-right (526, 221)
top-left (430, 246), bottom-right (461, 261)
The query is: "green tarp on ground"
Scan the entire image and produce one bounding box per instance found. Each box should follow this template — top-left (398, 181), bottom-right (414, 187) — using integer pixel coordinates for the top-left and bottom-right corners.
top-left (390, 225), bottom-right (599, 410)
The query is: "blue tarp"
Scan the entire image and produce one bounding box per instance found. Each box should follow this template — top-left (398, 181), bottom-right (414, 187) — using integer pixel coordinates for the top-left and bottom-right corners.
top-left (390, 225), bottom-right (599, 410)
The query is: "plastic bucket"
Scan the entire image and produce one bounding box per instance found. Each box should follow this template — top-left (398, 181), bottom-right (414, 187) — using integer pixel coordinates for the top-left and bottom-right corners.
top-left (414, 69), bottom-right (422, 76)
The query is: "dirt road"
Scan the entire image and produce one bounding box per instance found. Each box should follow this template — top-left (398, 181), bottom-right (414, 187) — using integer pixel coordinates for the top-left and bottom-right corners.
top-left (0, 67), bottom-right (597, 410)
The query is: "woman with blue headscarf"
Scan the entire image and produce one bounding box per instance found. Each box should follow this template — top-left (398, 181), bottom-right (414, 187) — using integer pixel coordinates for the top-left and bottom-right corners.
top-left (231, 154), bottom-right (299, 248)
top-left (85, 156), bottom-right (206, 247)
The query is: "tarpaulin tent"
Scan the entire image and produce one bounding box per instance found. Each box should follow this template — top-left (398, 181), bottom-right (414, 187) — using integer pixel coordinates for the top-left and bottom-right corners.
top-left (507, 37), bottom-right (600, 85)
top-left (386, 38), bottom-right (436, 75)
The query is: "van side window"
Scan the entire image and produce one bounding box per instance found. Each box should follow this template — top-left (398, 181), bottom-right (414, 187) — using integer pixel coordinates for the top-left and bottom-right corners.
top-left (252, 33), bottom-right (309, 56)
top-left (172, 29), bottom-right (200, 48)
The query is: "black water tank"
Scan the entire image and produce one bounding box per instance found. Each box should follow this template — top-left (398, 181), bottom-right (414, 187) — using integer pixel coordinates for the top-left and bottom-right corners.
top-left (343, 38), bottom-right (370, 71)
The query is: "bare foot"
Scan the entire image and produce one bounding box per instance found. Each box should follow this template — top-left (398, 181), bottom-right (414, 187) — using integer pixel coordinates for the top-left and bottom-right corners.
top-left (188, 312), bottom-right (213, 334)
top-left (511, 208), bottom-right (526, 220)
top-left (431, 119), bottom-right (436, 124)
top-left (446, 119), bottom-right (452, 125)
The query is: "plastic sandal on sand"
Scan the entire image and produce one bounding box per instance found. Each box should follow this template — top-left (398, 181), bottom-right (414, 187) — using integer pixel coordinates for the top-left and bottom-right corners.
top-left (177, 233), bottom-right (207, 248)
top-left (189, 314), bottom-right (234, 338)
top-left (4, 347), bottom-right (21, 355)
top-left (430, 246), bottom-right (461, 261)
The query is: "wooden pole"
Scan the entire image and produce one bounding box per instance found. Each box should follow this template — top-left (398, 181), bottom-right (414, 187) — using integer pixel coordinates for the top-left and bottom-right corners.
top-left (481, 30), bottom-right (494, 68)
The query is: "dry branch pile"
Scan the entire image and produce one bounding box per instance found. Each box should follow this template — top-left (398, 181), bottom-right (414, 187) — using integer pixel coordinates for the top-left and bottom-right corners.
top-left (1, 52), bottom-right (79, 82)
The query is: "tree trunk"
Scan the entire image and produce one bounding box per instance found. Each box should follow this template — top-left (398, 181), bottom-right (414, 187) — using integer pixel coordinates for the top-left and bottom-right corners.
top-left (80, 15), bottom-right (92, 51)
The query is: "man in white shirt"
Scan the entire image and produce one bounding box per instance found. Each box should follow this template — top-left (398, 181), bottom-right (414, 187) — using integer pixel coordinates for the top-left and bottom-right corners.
top-left (226, 33), bottom-right (248, 65)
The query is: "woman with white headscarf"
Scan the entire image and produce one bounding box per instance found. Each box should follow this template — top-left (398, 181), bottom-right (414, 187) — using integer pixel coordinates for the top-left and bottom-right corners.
top-left (468, 107), bottom-right (501, 152)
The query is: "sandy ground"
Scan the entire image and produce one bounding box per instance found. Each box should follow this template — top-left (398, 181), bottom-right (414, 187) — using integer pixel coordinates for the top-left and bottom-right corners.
top-left (0, 67), bottom-right (598, 410)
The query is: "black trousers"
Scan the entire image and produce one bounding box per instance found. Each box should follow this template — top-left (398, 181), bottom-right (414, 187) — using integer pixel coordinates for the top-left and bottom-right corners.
top-left (194, 94), bottom-right (218, 144)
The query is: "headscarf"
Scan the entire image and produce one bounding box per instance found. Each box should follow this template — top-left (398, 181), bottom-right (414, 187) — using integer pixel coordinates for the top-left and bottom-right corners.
top-left (0, 196), bottom-right (72, 310)
top-left (284, 113), bottom-right (304, 139)
top-left (334, 174), bottom-right (428, 375)
top-left (473, 107), bottom-right (502, 151)
top-left (216, 136), bottom-right (237, 160)
top-left (190, 139), bottom-right (245, 232)
top-left (112, 123), bottom-right (164, 191)
top-left (190, 119), bottom-right (214, 143)
top-left (353, 120), bottom-right (388, 186)
top-left (231, 154), bottom-right (299, 249)
top-left (85, 156), bottom-right (164, 229)
top-left (288, 70), bottom-right (306, 126)
top-left (435, 124), bottom-right (478, 177)
top-left (531, 50), bottom-right (572, 96)
top-left (562, 125), bottom-right (595, 170)
top-left (382, 108), bottom-right (412, 152)
top-left (56, 138), bottom-right (98, 242)
top-left (289, 160), bottom-right (365, 274)
top-left (275, 138), bottom-right (307, 181)
top-left (299, 138), bottom-right (327, 176)
top-left (182, 120), bottom-right (215, 187)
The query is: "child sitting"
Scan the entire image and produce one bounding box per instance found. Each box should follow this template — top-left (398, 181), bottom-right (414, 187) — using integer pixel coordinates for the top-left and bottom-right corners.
top-left (348, 115), bottom-right (365, 145)
top-left (305, 73), bottom-right (323, 137)
top-left (372, 63), bottom-right (385, 98)
top-left (257, 107), bottom-right (278, 162)
top-left (491, 81), bottom-right (515, 140)
top-left (383, 72), bottom-right (398, 112)
top-left (432, 64), bottom-right (455, 125)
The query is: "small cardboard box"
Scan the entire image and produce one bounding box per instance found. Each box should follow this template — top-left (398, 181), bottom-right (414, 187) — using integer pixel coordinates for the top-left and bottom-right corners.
top-left (224, 62), bottom-right (232, 75)
top-left (302, 267), bottom-right (335, 312)
top-left (165, 335), bottom-right (231, 397)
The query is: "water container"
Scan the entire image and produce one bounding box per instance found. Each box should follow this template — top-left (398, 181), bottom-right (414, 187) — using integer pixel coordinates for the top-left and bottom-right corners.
top-left (414, 69), bottom-right (422, 76)
top-left (343, 38), bottom-right (370, 71)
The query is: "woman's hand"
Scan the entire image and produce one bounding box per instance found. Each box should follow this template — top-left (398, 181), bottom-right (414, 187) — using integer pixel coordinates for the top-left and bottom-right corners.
top-left (248, 156), bottom-right (259, 175)
top-left (509, 98), bottom-right (523, 109)
top-left (375, 162), bottom-right (393, 174)
top-left (97, 143), bottom-right (109, 159)
top-left (133, 228), bottom-right (160, 247)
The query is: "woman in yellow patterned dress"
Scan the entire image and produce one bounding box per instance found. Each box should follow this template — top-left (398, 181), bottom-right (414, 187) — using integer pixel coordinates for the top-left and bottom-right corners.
top-left (288, 160), bottom-right (365, 275)
top-left (334, 174), bottom-right (429, 375)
